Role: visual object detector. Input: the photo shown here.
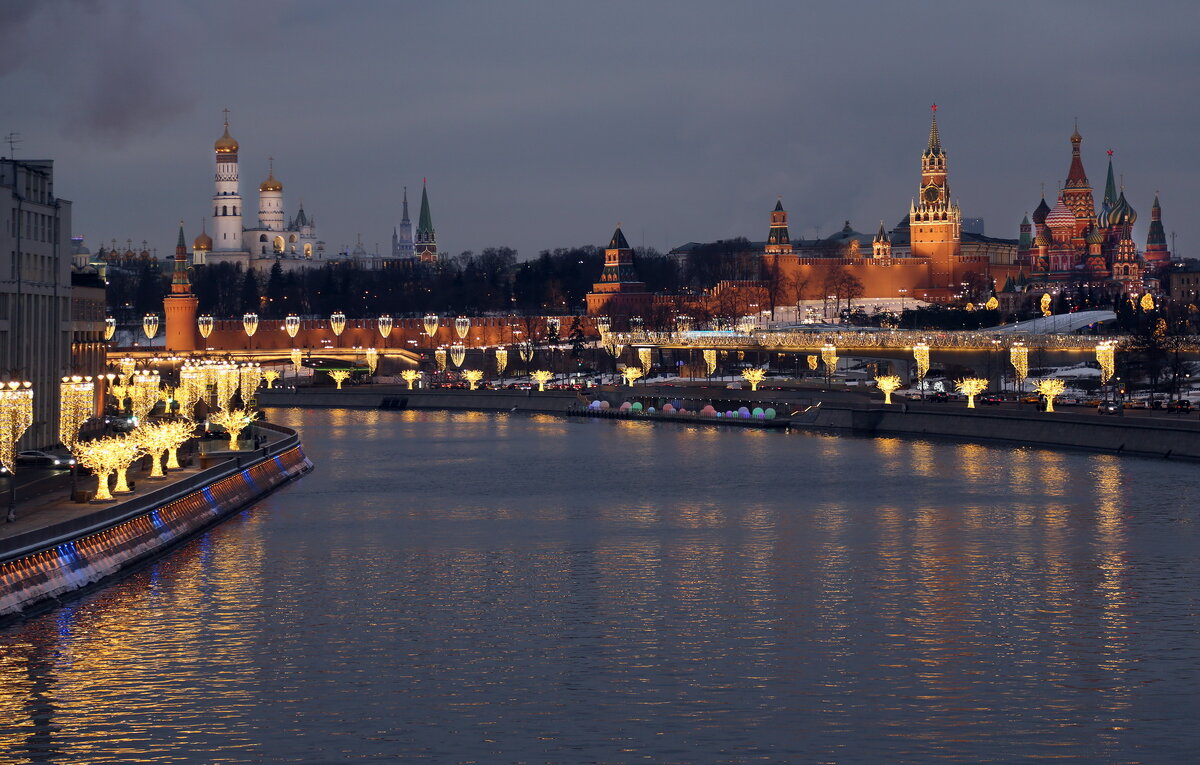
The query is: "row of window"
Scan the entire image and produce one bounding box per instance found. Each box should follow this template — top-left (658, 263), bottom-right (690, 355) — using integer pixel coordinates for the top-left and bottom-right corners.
top-left (215, 205), bottom-right (239, 216)
top-left (7, 209), bottom-right (59, 244)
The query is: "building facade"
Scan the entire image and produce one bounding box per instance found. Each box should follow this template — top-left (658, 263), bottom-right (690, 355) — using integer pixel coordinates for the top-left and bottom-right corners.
top-left (0, 158), bottom-right (75, 447)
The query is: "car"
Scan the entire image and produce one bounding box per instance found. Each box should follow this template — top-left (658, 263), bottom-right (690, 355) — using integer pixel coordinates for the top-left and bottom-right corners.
top-left (980, 393), bottom-right (1004, 405)
top-left (1097, 401), bottom-right (1123, 416)
top-left (15, 450), bottom-right (76, 468)
top-left (928, 391), bottom-right (950, 402)
top-left (1168, 399), bottom-right (1193, 413)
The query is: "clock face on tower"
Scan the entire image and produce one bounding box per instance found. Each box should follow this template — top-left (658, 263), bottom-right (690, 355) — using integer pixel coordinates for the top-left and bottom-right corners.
top-left (923, 185), bottom-right (941, 203)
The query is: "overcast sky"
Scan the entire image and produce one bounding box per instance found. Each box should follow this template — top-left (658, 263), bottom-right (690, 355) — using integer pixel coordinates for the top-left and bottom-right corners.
top-left (5, 0), bottom-right (1198, 261)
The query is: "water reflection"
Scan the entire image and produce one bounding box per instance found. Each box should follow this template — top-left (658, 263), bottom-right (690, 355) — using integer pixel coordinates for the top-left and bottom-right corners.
top-left (1, 409), bottom-right (1197, 763)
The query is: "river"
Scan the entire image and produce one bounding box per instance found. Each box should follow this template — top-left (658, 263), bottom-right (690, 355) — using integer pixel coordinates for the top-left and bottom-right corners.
top-left (1, 408), bottom-right (1197, 763)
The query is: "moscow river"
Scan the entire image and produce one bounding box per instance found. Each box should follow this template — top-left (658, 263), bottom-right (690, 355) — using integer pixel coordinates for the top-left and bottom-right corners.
top-left (1, 408), bottom-right (1198, 763)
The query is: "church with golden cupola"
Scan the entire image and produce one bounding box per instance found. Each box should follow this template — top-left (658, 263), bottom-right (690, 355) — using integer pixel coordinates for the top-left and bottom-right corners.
top-left (194, 111), bottom-right (326, 271)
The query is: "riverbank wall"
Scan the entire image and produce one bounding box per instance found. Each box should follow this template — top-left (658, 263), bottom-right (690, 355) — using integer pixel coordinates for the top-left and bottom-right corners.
top-left (260, 384), bottom-right (1200, 461)
top-left (0, 423), bottom-right (312, 624)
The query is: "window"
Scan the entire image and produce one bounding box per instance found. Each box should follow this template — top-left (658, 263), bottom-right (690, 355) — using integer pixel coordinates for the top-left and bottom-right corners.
top-left (222, 205), bottom-right (228, 216)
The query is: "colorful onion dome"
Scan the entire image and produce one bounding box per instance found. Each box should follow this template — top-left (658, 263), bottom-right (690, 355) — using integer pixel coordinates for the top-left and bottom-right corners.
top-left (1045, 196), bottom-right (1076, 230)
top-left (1107, 191), bottom-right (1137, 227)
top-left (1034, 228), bottom-right (1051, 247)
top-left (1086, 227), bottom-right (1105, 246)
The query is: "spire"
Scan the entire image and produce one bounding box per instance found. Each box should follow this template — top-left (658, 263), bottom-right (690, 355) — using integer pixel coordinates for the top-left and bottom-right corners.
top-left (926, 103), bottom-right (942, 155)
top-left (401, 186), bottom-right (410, 222)
top-left (417, 179), bottom-right (434, 236)
top-left (874, 220), bottom-right (889, 242)
top-left (1065, 124), bottom-right (1089, 188)
top-left (1147, 193), bottom-right (1166, 246)
top-left (1103, 150), bottom-right (1117, 206)
top-left (774, 198), bottom-right (784, 212)
top-left (171, 221), bottom-right (192, 294)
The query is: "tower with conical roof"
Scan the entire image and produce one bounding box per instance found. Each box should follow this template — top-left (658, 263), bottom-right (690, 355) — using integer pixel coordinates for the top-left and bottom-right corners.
top-left (1061, 124), bottom-right (1096, 236)
top-left (415, 179), bottom-right (438, 262)
top-left (764, 199), bottom-right (793, 254)
top-left (586, 225), bottom-right (650, 317)
top-left (872, 221), bottom-right (892, 262)
top-left (393, 186), bottom-right (414, 258)
top-left (909, 104), bottom-right (961, 293)
top-left (212, 111), bottom-right (244, 251)
top-left (1144, 194), bottom-right (1169, 266)
top-left (164, 223), bottom-right (199, 352)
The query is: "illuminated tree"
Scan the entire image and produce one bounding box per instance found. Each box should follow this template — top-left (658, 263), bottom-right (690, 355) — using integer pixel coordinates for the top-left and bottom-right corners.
top-left (621, 367), bottom-right (643, 387)
top-left (638, 347), bottom-right (652, 372)
top-left (462, 370), bottom-right (484, 390)
top-left (741, 368), bottom-right (767, 391)
top-left (1041, 293), bottom-right (1052, 316)
top-left (75, 436), bottom-right (141, 502)
top-left (702, 349), bottom-right (717, 376)
top-left (262, 370), bottom-right (281, 389)
top-left (128, 372), bottom-right (162, 420)
top-left (1033, 378), bottom-right (1067, 412)
top-left (290, 348), bottom-right (303, 371)
top-left (985, 296), bottom-right (999, 310)
top-left (494, 348), bottom-right (508, 376)
top-left (401, 369), bottom-right (421, 390)
top-left (955, 377), bottom-right (988, 408)
top-left (1140, 293), bottom-right (1155, 312)
top-left (215, 364), bottom-right (240, 410)
top-left (365, 348), bottom-right (379, 374)
top-left (328, 370), bottom-right (351, 390)
top-left (434, 348), bottom-right (447, 371)
top-left (807, 355), bottom-right (818, 371)
top-left (138, 420), bottom-right (193, 478)
top-left (209, 407), bottom-right (255, 450)
top-left (239, 363), bottom-right (262, 400)
top-left (875, 375), bottom-right (902, 405)
top-left (531, 370), bottom-right (554, 392)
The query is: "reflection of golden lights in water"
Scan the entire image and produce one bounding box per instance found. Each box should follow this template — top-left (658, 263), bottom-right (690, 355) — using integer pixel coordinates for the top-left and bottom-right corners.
top-left (910, 440), bottom-right (935, 478)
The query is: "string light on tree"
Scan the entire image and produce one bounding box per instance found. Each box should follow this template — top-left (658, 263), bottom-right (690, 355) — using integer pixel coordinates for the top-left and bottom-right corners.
top-left (741, 368), bottom-right (766, 391)
top-left (494, 348), bottom-right (508, 376)
top-left (875, 375), bottom-right (902, 404)
top-left (703, 349), bottom-right (717, 376)
top-left (328, 370), bottom-right (351, 390)
top-left (912, 343), bottom-right (929, 385)
top-left (1041, 293), bottom-right (1052, 317)
top-left (262, 370), bottom-right (280, 389)
top-left (638, 347), bottom-right (652, 373)
top-left (1033, 378), bottom-right (1066, 412)
top-left (462, 370), bottom-right (483, 390)
top-left (1140, 293), bottom-right (1155, 312)
top-left (401, 370), bottom-right (421, 390)
top-left (621, 367), bottom-right (643, 387)
top-left (208, 407), bottom-right (255, 450)
top-left (530, 370), bottom-right (554, 392)
top-left (807, 355), bottom-right (818, 371)
top-left (955, 378), bottom-right (988, 408)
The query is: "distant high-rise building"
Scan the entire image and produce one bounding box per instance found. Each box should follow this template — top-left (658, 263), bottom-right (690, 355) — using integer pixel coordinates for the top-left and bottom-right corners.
top-left (415, 179), bottom-right (438, 262)
top-left (392, 186), bottom-right (414, 259)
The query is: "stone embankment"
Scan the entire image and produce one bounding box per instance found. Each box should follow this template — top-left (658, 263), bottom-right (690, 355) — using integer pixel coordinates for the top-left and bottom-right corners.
top-left (261, 384), bottom-right (1200, 461)
top-left (0, 423), bottom-right (312, 624)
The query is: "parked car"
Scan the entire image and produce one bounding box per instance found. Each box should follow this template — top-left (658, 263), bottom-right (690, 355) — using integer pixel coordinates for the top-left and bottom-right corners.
top-left (1097, 401), bottom-right (1123, 416)
top-left (15, 450), bottom-right (76, 468)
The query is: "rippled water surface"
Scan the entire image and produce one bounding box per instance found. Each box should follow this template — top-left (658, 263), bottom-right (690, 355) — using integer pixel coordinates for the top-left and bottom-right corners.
top-left (2, 408), bottom-right (1199, 763)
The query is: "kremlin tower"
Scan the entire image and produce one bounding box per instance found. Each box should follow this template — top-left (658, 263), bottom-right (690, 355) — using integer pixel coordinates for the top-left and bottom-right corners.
top-left (392, 187), bottom-right (415, 258)
top-left (764, 199), bottom-right (793, 254)
top-left (415, 180), bottom-right (438, 262)
top-left (164, 223), bottom-right (199, 352)
top-left (908, 105), bottom-right (961, 294)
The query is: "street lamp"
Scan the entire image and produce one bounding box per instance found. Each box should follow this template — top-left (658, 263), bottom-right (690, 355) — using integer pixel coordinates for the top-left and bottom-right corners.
top-left (143, 314), bottom-right (159, 341)
top-left (0, 380), bottom-right (34, 522)
top-left (198, 315), bottom-right (214, 352)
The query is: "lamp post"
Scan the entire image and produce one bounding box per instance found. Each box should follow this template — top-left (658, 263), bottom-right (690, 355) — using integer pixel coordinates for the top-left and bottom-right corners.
top-left (198, 315), bottom-right (214, 352)
top-left (243, 312), bottom-right (259, 352)
top-left (143, 314), bottom-right (159, 343)
top-left (378, 315), bottom-right (393, 350)
top-left (330, 312), bottom-right (347, 348)
top-left (104, 316), bottom-right (116, 343)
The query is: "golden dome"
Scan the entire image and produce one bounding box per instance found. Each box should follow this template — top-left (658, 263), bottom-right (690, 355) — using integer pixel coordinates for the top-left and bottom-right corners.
top-left (259, 172), bottom-right (283, 193)
top-left (214, 122), bottom-right (239, 154)
top-left (193, 231), bottom-right (212, 251)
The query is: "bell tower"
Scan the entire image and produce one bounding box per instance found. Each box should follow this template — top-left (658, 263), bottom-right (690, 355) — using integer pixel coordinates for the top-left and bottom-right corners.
top-left (909, 104), bottom-right (961, 292)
